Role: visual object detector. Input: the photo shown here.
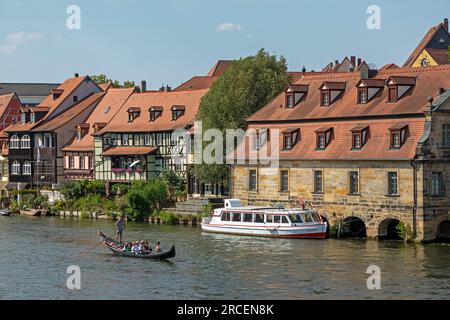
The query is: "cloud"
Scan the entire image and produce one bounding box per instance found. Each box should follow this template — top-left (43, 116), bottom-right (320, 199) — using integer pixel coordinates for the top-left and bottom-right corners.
top-left (0, 31), bottom-right (42, 55)
top-left (216, 23), bottom-right (242, 32)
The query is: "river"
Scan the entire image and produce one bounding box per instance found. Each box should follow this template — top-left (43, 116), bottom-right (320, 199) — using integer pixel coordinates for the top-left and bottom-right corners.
top-left (0, 215), bottom-right (449, 300)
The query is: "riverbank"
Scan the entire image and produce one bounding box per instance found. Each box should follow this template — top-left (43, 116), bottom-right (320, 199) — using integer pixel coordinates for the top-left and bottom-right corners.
top-left (0, 215), bottom-right (449, 299)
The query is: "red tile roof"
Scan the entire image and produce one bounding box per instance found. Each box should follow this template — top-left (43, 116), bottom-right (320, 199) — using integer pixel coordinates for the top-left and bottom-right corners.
top-left (427, 48), bottom-right (449, 65)
top-left (96, 89), bottom-right (208, 134)
top-left (0, 93), bottom-right (17, 117)
top-left (101, 146), bottom-right (157, 156)
top-left (173, 76), bottom-right (218, 92)
top-left (207, 60), bottom-right (233, 77)
top-left (248, 65), bottom-right (450, 122)
top-left (62, 88), bottom-right (135, 152)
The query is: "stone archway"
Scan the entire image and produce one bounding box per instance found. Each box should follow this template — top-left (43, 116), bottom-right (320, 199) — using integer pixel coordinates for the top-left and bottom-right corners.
top-left (378, 218), bottom-right (402, 240)
top-left (340, 216), bottom-right (367, 238)
top-left (320, 215), bottom-right (330, 236)
top-left (436, 220), bottom-right (450, 242)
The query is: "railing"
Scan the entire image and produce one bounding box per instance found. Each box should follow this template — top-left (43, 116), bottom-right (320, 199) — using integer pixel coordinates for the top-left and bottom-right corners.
top-left (33, 147), bottom-right (56, 158)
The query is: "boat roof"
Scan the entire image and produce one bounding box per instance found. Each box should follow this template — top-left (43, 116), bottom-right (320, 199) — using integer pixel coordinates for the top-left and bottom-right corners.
top-left (218, 206), bottom-right (314, 213)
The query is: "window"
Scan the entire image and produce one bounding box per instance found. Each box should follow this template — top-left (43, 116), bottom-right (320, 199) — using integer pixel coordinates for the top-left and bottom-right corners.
top-left (321, 92), bottom-right (330, 106)
top-left (23, 161), bottom-right (31, 175)
top-left (388, 87), bottom-right (397, 102)
top-left (352, 133), bottom-right (362, 149)
top-left (73, 96), bottom-right (78, 103)
top-left (122, 134), bottom-right (129, 146)
top-left (172, 109), bottom-right (184, 121)
top-left (387, 171), bottom-right (398, 195)
top-left (69, 156), bottom-right (75, 169)
top-left (21, 113), bottom-right (26, 124)
top-left (281, 216), bottom-right (289, 224)
top-left (80, 156), bottom-right (85, 169)
top-left (243, 213), bottom-right (253, 223)
top-left (221, 212), bottom-right (231, 221)
top-left (11, 161), bottom-right (20, 175)
top-left (76, 130), bottom-right (82, 141)
top-left (283, 134), bottom-right (292, 150)
top-left (317, 134), bottom-right (326, 150)
top-left (30, 112), bottom-right (35, 123)
top-left (348, 171), bottom-right (359, 194)
top-left (134, 134), bottom-right (141, 146)
top-left (43, 134), bottom-right (52, 148)
top-left (443, 124), bottom-right (450, 147)
top-left (21, 135), bottom-right (30, 149)
top-left (156, 133), bottom-right (162, 146)
top-left (144, 134), bottom-right (150, 146)
top-left (232, 212), bottom-right (242, 222)
top-left (255, 214), bottom-right (264, 223)
top-left (104, 106), bottom-right (111, 114)
top-left (391, 131), bottom-right (401, 148)
top-left (432, 172), bottom-right (445, 196)
top-left (274, 215), bottom-right (281, 223)
top-left (286, 94), bottom-right (294, 108)
top-left (358, 89), bottom-right (367, 104)
top-left (10, 135), bottom-right (20, 149)
top-left (280, 170), bottom-right (289, 192)
top-left (313, 170), bottom-right (323, 193)
top-left (249, 169), bottom-right (257, 191)
top-left (88, 156), bottom-right (93, 169)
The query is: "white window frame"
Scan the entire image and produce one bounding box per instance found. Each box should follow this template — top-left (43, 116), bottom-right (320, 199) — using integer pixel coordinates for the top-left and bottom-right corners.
top-left (21, 135), bottom-right (31, 149)
top-left (10, 135), bottom-right (20, 149)
top-left (23, 161), bottom-right (31, 175)
top-left (11, 161), bottom-right (20, 175)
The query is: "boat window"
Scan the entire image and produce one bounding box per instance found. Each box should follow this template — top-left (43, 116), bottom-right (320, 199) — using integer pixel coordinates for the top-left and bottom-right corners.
top-left (289, 214), bottom-right (303, 223)
top-left (254, 214), bottom-right (264, 223)
top-left (282, 216), bottom-right (289, 224)
top-left (243, 213), bottom-right (253, 223)
top-left (311, 213), bottom-right (321, 222)
top-left (266, 214), bottom-right (275, 223)
top-left (274, 215), bottom-right (281, 223)
top-left (221, 212), bottom-right (231, 221)
top-left (302, 213), bottom-right (314, 223)
top-left (232, 212), bottom-right (242, 222)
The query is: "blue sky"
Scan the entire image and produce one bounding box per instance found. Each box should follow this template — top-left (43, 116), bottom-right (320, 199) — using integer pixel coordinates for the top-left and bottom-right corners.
top-left (0, 0), bottom-right (447, 88)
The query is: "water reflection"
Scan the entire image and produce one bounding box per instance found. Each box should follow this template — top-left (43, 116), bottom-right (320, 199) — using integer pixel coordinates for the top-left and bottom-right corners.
top-left (0, 215), bottom-right (449, 299)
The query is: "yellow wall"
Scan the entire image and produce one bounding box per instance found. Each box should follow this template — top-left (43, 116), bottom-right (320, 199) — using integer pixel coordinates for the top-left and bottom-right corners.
top-left (411, 49), bottom-right (440, 67)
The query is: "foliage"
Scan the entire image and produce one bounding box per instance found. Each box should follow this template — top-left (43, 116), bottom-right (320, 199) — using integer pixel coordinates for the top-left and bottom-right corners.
top-left (10, 199), bottom-right (19, 213)
top-left (124, 180), bottom-right (168, 221)
top-left (90, 74), bottom-right (136, 89)
top-left (153, 209), bottom-right (179, 225)
top-left (110, 183), bottom-right (131, 196)
top-left (59, 180), bottom-right (105, 200)
top-left (161, 170), bottom-right (185, 202)
top-left (202, 203), bottom-right (214, 216)
top-left (194, 48), bottom-right (289, 184)
top-left (396, 221), bottom-right (413, 243)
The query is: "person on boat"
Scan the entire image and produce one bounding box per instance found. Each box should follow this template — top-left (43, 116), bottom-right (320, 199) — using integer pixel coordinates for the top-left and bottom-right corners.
top-left (115, 215), bottom-right (126, 243)
top-left (155, 241), bottom-right (161, 253)
top-left (131, 242), bottom-right (140, 254)
top-left (122, 243), bottom-right (132, 253)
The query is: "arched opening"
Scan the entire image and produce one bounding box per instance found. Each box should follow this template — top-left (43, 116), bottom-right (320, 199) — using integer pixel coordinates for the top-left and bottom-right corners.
top-left (340, 216), bottom-right (367, 238)
top-left (378, 218), bottom-right (402, 240)
top-left (436, 220), bottom-right (450, 242)
top-left (320, 215), bottom-right (330, 236)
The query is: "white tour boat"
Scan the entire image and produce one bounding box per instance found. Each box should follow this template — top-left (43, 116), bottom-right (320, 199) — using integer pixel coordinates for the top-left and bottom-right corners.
top-left (201, 199), bottom-right (327, 239)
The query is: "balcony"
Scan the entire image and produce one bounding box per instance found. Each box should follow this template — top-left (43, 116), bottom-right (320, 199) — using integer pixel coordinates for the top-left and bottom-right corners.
top-left (33, 147), bottom-right (56, 159)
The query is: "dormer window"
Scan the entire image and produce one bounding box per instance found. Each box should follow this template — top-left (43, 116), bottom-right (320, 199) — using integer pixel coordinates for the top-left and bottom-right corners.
top-left (76, 130), bottom-right (82, 141)
top-left (73, 96), bottom-right (78, 103)
top-left (315, 127), bottom-right (333, 150)
top-left (51, 88), bottom-right (63, 100)
top-left (282, 128), bottom-right (300, 150)
top-left (127, 107), bottom-right (141, 122)
top-left (319, 82), bottom-right (346, 106)
top-left (171, 105), bottom-right (185, 121)
top-left (356, 79), bottom-right (385, 104)
top-left (30, 112), bottom-right (35, 124)
top-left (149, 106), bottom-right (163, 121)
top-left (389, 123), bottom-right (408, 149)
top-left (21, 112), bottom-right (26, 124)
top-left (93, 122), bottom-right (107, 133)
top-left (386, 76), bottom-right (416, 103)
top-left (75, 123), bottom-right (89, 141)
top-left (351, 124), bottom-right (369, 150)
top-left (285, 85), bottom-right (308, 108)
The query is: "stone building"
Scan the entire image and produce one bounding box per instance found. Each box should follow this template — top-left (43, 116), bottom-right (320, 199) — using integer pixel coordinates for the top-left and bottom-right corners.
top-left (230, 65), bottom-right (450, 242)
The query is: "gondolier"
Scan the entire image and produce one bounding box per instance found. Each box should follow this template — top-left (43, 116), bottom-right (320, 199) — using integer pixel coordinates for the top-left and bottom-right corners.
top-left (116, 215), bottom-right (126, 243)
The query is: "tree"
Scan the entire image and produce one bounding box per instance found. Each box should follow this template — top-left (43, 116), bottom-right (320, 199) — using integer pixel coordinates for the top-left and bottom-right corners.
top-left (90, 74), bottom-right (136, 89)
top-left (193, 48), bottom-right (289, 185)
top-left (124, 180), bottom-right (168, 221)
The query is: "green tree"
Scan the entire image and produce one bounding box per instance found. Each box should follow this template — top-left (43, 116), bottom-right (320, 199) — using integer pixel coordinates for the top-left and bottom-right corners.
top-left (90, 74), bottom-right (136, 89)
top-left (194, 48), bottom-right (289, 184)
top-left (124, 180), bottom-right (168, 221)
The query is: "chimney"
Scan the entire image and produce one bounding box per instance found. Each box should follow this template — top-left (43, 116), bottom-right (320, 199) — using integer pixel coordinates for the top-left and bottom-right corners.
top-left (439, 88), bottom-right (446, 95)
top-left (357, 58), bottom-right (362, 67)
top-left (166, 85), bottom-right (172, 92)
top-left (350, 56), bottom-right (356, 68)
top-left (444, 18), bottom-right (449, 32)
top-left (335, 60), bottom-right (339, 65)
top-left (140, 80), bottom-right (147, 93)
top-left (74, 73), bottom-right (79, 78)
top-left (302, 66), bottom-right (306, 74)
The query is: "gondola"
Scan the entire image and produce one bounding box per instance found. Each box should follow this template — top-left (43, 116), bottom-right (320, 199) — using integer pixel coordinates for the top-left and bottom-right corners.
top-left (0, 209), bottom-right (12, 216)
top-left (98, 229), bottom-right (176, 260)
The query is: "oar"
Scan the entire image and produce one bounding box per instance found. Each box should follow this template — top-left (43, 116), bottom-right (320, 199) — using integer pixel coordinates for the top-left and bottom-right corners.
top-left (80, 240), bottom-right (104, 256)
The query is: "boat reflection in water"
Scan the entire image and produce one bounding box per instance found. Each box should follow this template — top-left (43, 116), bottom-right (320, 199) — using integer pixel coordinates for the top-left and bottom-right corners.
top-left (201, 199), bottom-right (327, 239)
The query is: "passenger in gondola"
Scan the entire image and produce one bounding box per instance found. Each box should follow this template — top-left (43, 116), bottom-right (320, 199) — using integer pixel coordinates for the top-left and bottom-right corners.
top-left (131, 242), bottom-right (140, 254)
top-left (155, 241), bottom-right (161, 253)
top-left (122, 243), bottom-right (132, 253)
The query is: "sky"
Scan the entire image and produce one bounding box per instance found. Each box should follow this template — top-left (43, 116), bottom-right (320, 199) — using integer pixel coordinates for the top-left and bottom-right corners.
top-left (0, 0), bottom-right (448, 89)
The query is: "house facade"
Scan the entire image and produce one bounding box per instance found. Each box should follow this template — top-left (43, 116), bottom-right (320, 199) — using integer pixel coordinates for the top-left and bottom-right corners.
top-left (230, 65), bottom-right (450, 242)
top-left (5, 75), bottom-right (102, 190)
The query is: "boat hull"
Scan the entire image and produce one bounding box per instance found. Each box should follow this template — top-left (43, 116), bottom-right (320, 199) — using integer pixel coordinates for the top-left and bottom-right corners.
top-left (201, 223), bottom-right (327, 239)
top-left (20, 210), bottom-right (42, 217)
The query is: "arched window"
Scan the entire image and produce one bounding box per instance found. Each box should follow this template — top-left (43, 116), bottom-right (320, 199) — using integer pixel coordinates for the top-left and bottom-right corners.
top-left (23, 161), bottom-right (31, 175)
top-left (10, 135), bottom-right (20, 149)
top-left (43, 134), bottom-right (52, 148)
top-left (11, 161), bottom-right (20, 175)
top-left (21, 135), bottom-right (31, 149)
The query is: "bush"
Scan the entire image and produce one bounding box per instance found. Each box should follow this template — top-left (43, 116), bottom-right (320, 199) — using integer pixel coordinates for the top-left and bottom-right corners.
top-left (396, 221), bottom-right (413, 243)
top-left (111, 183), bottom-right (130, 196)
top-left (161, 170), bottom-right (185, 202)
top-left (155, 209), bottom-right (179, 225)
top-left (124, 180), bottom-right (168, 221)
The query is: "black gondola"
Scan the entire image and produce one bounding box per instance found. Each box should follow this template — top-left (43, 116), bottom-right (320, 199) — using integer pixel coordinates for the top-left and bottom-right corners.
top-left (98, 229), bottom-right (175, 260)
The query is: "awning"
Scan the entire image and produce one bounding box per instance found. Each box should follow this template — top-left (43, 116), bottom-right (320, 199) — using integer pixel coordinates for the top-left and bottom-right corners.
top-left (101, 146), bottom-right (157, 156)
top-left (6, 182), bottom-right (28, 190)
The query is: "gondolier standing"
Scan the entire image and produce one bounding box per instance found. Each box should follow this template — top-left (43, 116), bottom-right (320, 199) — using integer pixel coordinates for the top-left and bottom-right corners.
top-left (116, 215), bottom-right (125, 243)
